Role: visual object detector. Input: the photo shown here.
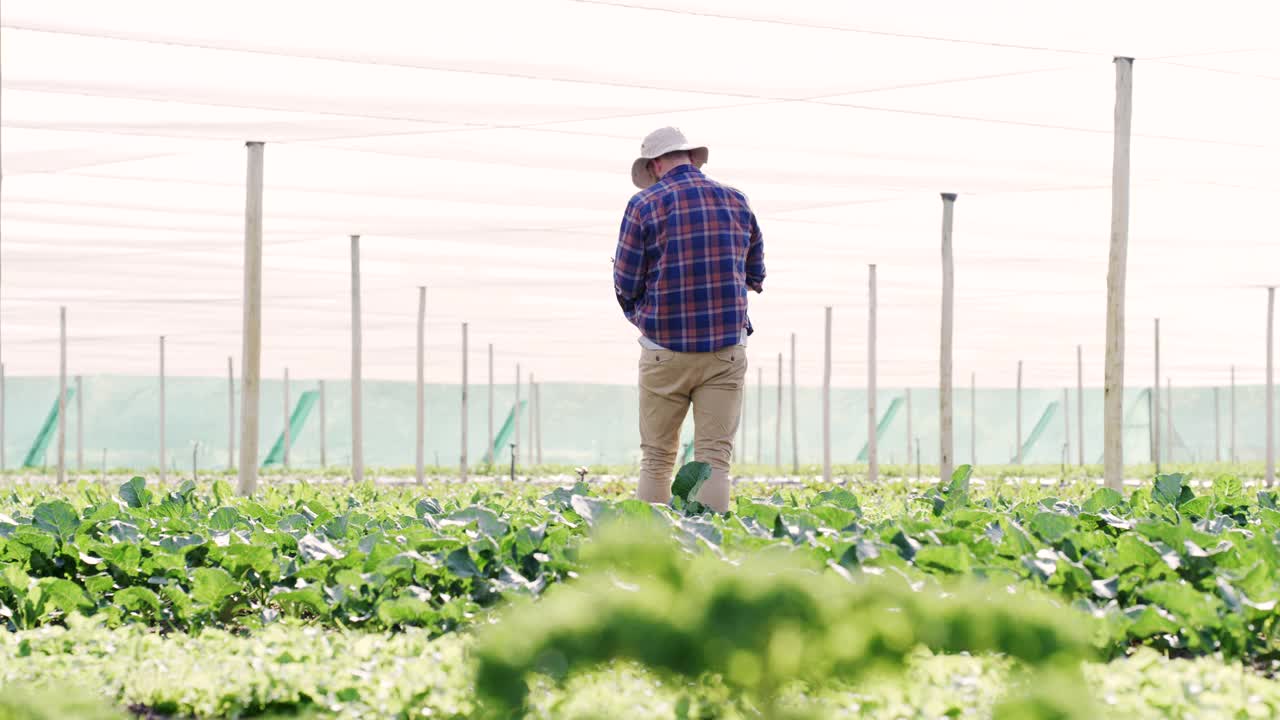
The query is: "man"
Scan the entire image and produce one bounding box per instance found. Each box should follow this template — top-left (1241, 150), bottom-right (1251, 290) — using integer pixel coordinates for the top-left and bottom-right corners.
top-left (613, 127), bottom-right (766, 512)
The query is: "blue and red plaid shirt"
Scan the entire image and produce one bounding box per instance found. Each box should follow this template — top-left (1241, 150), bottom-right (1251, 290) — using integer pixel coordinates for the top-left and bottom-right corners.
top-left (613, 164), bottom-right (765, 353)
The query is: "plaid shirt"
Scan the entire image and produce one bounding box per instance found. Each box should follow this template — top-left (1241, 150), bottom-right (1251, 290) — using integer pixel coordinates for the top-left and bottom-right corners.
top-left (613, 164), bottom-right (765, 353)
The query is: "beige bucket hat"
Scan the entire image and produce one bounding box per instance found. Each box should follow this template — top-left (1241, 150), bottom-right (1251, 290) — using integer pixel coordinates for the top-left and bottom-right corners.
top-left (630, 126), bottom-right (709, 189)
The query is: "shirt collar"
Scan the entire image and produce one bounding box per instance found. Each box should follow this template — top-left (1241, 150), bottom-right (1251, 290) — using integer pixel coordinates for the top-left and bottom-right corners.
top-left (660, 164), bottom-right (701, 182)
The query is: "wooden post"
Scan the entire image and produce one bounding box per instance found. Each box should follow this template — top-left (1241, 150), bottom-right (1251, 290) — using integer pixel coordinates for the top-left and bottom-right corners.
top-left (970, 372), bottom-right (977, 466)
top-left (57, 306), bottom-right (66, 484)
top-left (350, 234), bottom-right (364, 485)
top-left (486, 343), bottom-right (494, 467)
top-left (282, 368), bottom-right (291, 469)
top-left (227, 357), bottom-right (235, 471)
top-left (939, 194), bottom-right (957, 484)
top-left (1076, 345), bottom-right (1084, 467)
top-left (76, 375), bottom-right (82, 474)
top-left (790, 332), bottom-right (799, 474)
top-left (1213, 386), bottom-right (1221, 463)
top-left (461, 323), bottom-right (469, 481)
top-left (514, 363), bottom-right (521, 470)
top-left (1015, 361), bottom-right (1023, 465)
top-left (1153, 318), bottom-right (1161, 472)
top-left (1266, 286), bottom-right (1275, 486)
top-left (756, 367), bottom-right (763, 465)
top-left (1103, 57), bottom-right (1135, 491)
top-left (318, 380), bottom-right (326, 468)
top-left (416, 286), bottom-right (426, 484)
top-left (822, 306), bottom-right (832, 482)
top-left (775, 352), bottom-right (783, 472)
top-left (159, 334), bottom-right (166, 483)
top-left (237, 141), bottom-right (265, 496)
top-left (868, 263), bottom-right (879, 483)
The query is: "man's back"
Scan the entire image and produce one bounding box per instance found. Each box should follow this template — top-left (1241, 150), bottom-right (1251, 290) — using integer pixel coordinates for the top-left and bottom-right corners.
top-left (613, 164), bottom-right (766, 353)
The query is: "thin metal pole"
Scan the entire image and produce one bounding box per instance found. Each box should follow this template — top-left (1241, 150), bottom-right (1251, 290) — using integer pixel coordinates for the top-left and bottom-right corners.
top-left (1103, 57), bottom-right (1135, 491)
top-left (1076, 344), bottom-right (1084, 467)
top-left (461, 323), bottom-right (469, 481)
top-left (1230, 365), bottom-right (1237, 463)
top-left (939, 194), bottom-right (957, 484)
top-left (237, 141), bottom-right (265, 496)
top-left (282, 368), bottom-right (291, 469)
top-left (1266, 286), bottom-right (1275, 486)
top-left (227, 356), bottom-right (235, 471)
top-left (318, 380), bottom-right (326, 468)
top-left (790, 332), bottom-right (799, 474)
top-left (159, 335), bottom-right (166, 483)
top-left (514, 363), bottom-right (521, 470)
top-left (868, 263), bottom-right (879, 483)
top-left (1015, 360), bottom-right (1023, 465)
top-left (57, 306), bottom-right (66, 484)
top-left (1062, 387), bottom-right (1070, 464)
top-left (487, 342), bottom-right (494, 467)
top-left (535, 381), bottom-right (544, 465)
top-left (775, 352), bottom-right (783, 473)
top-left (970, 372), bottom-right (976, 466)
top-left (1154, 318), bottom-right (1161, 472)
top-left (416, 286), bottom-right (426, 484)
top-left (905, 388), bottom-right (913, 470)
top-left (756, 367), bottom-right (763, 465)
top-left (350, 234), bottom-right (364, 485)
top-left (76, 375), bottom-right (82, 474)
top-left (1214, 386), bottom-right (1221, 463)
top-left (0, 362), bottom-right (5, 471)
top-left (822, 306), bottom-right (832, 482)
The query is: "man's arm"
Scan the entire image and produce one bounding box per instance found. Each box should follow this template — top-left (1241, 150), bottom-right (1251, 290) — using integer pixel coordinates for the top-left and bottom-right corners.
top-left (613, 196), bottom-right (649, 315)
top-left (745, 209), bottom-right (765, 293)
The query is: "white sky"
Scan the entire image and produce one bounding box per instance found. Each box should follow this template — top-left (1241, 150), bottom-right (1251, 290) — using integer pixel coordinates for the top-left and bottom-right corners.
top-left (1, 0), bottom-right (1277, 388)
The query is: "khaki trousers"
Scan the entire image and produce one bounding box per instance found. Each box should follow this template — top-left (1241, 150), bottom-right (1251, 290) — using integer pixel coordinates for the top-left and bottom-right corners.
top-left (637, 344), bottom-right (747, 512)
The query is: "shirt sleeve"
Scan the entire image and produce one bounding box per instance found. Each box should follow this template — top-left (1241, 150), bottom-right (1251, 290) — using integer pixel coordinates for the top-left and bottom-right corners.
top-left (613, 196), bottom-right (649, 315)
top-left (745, 207), bottom-right (766, 293)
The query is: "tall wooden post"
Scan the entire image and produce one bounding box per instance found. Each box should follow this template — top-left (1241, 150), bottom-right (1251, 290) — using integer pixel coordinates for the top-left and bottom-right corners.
top-left (1153, 318), bottom-right (1161, 472)
top-left (790, 333), bottom-right (799, 474)
top-left (76, 375), bottom-right (82, 473)
top-left (822, 307), bottom-right (832, 482)
top-left (1075, 345), bottom-right (1084, 466)
top-left (350, 234), bottom-right (364, 485)
top-left (416, 287), bottom-right (426, 484)
top-left (57, 306), bottom-right (67, 484)
top-left (159, 335), bottom-right (166, 483)
top-left (318, 380), bottom-right (326, 468)
top-left (939, 193), bottom-right (957, 484)
top-left (1015, 361), bottom-right (1023, 465)
top-left (461, 323), bottom-right (469, 481)
top-left (486, 343), bottom-right (494, 467)
top-left (1266, 286), bottom-right (1275, 486)
top-left (867, 263), bottom-right (879, 483)
top-left (775, 352), bottom-right (783, 472)
top-left (282, 368), bottom-right (291, 469)
top-left (227, 357), bottom-right (235, 471)
top-left (1103, 57), bottom-right (1135, 491)
top-left (237, 141), bottom-right (265, 496)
